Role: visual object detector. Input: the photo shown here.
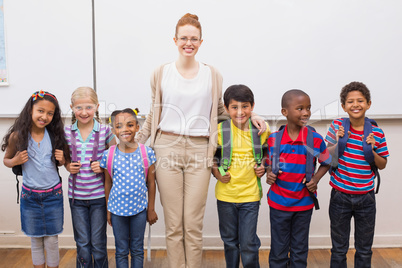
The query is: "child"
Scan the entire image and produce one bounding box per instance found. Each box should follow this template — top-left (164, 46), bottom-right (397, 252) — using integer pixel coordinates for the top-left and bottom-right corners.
top-left (212, 85), bottom-right (270, 268)
top-left (64, 87), bottom-right (116, 267)
top-left (101, 108), bottom-right (158, 268)
top-left (325, 82), bottom-right (389, 267)
top-left (265, 89), bottom-right (331, 267)
top-left (2, 90), bottom-right (68, 268)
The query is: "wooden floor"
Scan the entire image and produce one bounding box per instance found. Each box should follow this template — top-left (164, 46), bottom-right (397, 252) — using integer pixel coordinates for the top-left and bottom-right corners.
top-left (1, 248), bottom-right (402, 267)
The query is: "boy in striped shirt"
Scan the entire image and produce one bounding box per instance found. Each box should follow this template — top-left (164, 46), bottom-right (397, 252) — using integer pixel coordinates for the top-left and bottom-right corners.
top-left (266, 89), bottom-right (331, 267)
top-left (325, 81), bottom-right (389, 267)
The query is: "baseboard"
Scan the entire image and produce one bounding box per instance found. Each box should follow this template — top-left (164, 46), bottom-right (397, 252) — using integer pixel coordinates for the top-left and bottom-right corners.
top-left (1, 234), bottom-right (402, 249)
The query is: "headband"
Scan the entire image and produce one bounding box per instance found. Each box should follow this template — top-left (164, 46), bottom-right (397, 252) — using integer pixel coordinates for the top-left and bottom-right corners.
top-left (32, 90), bottom-right (57, 102)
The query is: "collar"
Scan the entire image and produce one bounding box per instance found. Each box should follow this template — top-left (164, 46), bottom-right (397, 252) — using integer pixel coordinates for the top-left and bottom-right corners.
top-left (280, 125), bottom-right (309, 144)
top-left (71, 118), bottom-right (100, 132)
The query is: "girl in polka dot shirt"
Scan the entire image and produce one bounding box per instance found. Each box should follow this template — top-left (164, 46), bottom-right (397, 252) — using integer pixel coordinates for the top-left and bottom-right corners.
top-left (100, 108), bottom-right (158, 267)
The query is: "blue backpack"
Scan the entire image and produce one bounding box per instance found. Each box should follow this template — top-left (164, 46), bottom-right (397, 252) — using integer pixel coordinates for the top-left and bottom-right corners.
top-left (271, 125), bottom-right (320, 210)
top-left (330, 117), bottom-right (381, 194)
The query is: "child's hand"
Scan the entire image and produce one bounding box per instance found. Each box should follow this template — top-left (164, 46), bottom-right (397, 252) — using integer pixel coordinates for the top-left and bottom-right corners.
top-left (218, 172), bottom-right (231, 184)
top-left (69, 161), bottom-right (81, 174)
top-left (90, 160), bottom-right (103, 174)
top-left (305, 178), bottom-right (318, 192)
top-left (363, 133), bottom-right (376, 150)
top-left (147, 209), bottom-right (158, 225)
top-left (55, 149), bottom-right (65, 166)
top-left (107, 211), bottom-right (112, 227)
top-left (266, 170), bottom-right (280, 185)
top-left (254, 164), bottom-right (266, 178)
top-left (13, 150), bottom-right (28, 166)
top-left (336, 125), bottom-right (345, 142)
top-left (251, 115), bottom-right (267, 135)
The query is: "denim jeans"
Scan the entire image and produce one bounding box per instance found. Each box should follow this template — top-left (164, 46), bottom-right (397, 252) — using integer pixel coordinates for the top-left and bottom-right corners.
top-left (69, 198), bottom-right (108, 268)
top-left (217, 200), bottom-right (261, 268)
top-left (269, 207), bottom-right (313, 268)
top-left (329, 188), bottom-right (376, 268)
top-left (111, 209), bottom-right (147, 268)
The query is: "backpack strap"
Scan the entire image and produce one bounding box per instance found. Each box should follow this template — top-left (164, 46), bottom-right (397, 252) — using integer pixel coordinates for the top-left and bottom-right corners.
top-left (271, 125), bottom-right (285, 176)
top-left (106, 145), bottom-right (117, 177)
top-left (139, 143), bottom-right (149, 180)
top-left (249, 119), bottom-right (264, 199)
top-left (70, 129), bottom-right (78, 202)
top-left (305, 126), bottom-right (319, 210)
top-left (220, 120), bottom-right (232, 172)
top-left (363, 118), bottom-right (380, 194)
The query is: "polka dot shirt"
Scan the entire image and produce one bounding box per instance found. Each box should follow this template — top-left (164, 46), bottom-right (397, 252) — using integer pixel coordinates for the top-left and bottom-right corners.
top-left (100, 145), bottom-right (156, 216)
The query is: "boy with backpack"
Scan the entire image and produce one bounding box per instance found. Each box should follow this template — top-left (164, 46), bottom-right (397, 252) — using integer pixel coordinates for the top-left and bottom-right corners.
top-left (325, 81), bottom-right (389, 267)
top-left (266, 89), bottom-right (331, 267)
top-left (212, 84), bottom-right (270, 268)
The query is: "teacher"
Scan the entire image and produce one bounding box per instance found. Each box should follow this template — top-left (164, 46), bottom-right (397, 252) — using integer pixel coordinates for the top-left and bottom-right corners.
top-left (137, 13), bottom-right (265, 268)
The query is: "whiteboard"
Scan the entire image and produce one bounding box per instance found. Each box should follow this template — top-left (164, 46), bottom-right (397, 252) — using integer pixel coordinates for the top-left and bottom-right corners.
top-left (3, 0), bottom-right (402, 118)
top-left (1, 0), bottom-right (93, 115)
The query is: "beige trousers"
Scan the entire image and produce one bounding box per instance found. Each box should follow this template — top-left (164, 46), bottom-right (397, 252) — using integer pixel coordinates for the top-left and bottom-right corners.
top-left (154, 132), bottom-right (212, 268)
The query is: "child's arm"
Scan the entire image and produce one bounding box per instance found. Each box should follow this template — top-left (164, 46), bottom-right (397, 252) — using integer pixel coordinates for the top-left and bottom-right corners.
top-left (3, 133), bottom-right (28, 168)
top-left (327, 125), bottom-right (346, 155)
top-left (250, 113), bottom-right (267, 135)
top-left (365, 133), bottom-right (388, 170)
top-left (104, 169), bottom-right (113, 226)
top-left (146, 164), bottom-right (158, 225)
top-left (55, 149), bottom-right (66, 166)
top-left (212, 160), bottom-right (231, 183)
top-left (306, 164), bottom-right (330, 192)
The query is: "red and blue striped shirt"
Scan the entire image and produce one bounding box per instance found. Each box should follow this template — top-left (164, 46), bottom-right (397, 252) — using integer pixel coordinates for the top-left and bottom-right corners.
top-left (325, 118), bottom-right (389, 194)
top-left (267, 126), bottom-right (331, 211)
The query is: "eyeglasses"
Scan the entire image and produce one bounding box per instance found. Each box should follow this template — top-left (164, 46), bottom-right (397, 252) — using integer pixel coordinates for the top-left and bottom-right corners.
top-left (178, 37), bottom-right (200, 44)
top-left (73, 105), bottom-right (97, 112)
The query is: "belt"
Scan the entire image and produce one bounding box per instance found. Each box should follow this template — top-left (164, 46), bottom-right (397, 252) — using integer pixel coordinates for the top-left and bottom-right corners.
top-left (158, 130), bottom-right (208, 139)
top-left (22, 183), bottom-right (62, 193)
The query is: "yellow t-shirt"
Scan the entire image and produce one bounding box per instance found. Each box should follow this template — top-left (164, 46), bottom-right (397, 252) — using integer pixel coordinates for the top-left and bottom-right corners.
top-left (215, 120), bottom-right (270, 203)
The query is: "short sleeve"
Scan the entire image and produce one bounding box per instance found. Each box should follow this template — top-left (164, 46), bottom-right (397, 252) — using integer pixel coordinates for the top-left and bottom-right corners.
top-left (99, 150), bottom-right (108, 169)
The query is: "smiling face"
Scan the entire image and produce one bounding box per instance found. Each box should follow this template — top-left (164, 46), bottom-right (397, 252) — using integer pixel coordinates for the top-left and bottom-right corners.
top-left (174, 24), bottom-right (203, 58)
top-left (225, 100), bottom-right (254, 130)
top-left (342, 90), bottom-right (371, 120)
top-left (282, 94), bottom-right (311, 128)
top-left (31, 99), bottom-right (55, 131)
top-left (113, 112), bottom-right (139, 145)
top-left (71, 96), bottom-right (99, 126)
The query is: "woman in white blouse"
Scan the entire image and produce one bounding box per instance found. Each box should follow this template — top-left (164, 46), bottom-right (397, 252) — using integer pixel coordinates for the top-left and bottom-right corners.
top-left (137, 13), bottom-right (265, 268)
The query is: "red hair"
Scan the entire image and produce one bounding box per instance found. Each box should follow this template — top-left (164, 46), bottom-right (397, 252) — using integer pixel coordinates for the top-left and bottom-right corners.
top-left (175, 13), bottom-right (202, 38)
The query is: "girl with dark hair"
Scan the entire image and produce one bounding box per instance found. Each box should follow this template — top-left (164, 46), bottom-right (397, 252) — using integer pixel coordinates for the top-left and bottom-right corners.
top-left (2, 90), bottom-right (68, 268)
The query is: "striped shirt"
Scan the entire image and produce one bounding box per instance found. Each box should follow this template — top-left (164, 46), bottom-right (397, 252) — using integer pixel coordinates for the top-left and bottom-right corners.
top-left (267, 126), bottom-right (331, 211)
top-left (325, 118), bottom-right (389, 194)
top-left (65, 120), bottom-right (115, 200)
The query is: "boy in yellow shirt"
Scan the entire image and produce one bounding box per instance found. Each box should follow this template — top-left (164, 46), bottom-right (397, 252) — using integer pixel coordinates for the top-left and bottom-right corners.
top-left (212, 84), bottom-right (270, 268)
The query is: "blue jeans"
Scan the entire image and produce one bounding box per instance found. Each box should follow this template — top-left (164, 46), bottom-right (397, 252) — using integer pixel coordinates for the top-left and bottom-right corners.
top-left (111, 209), bottom-right (147, 268)
top-left (329, 188), bottom-right (376, 268)
top-left (69, 198), bottom-right (108, 268)
top-left (217, 200), bottom-right (261, 268)
top-left (269, 207), bottom-right (313, 268)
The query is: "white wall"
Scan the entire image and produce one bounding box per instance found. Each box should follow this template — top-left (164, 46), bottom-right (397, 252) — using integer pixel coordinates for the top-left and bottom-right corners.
top-left (0, 117), bottom-right (401, 249)
top-left (1, 0), bottom-right (401, 249)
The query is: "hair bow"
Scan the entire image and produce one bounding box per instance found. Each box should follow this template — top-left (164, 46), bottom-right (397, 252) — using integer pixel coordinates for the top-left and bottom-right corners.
top-left (32, 90), bottom-right (45, 101)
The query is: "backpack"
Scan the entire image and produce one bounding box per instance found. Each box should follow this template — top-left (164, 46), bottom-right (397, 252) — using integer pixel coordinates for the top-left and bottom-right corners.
top-left (215, 119), bottom-right (267, 199)
top-left (106, 143), bottom-right (152, 261)
top-left (330, 117), bottom-right (381, 194)
top-left (271, 125), bottom-right (320, 210)
top-left (106, 143), bottom-right (149, 179)
top-left (13, 130), bottom-right (62, 204)
top-left (69, 129), bottom-right (100, 203)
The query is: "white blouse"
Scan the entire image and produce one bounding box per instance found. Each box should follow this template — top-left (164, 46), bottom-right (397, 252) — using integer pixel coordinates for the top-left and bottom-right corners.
top-left (158, 62), bottom-right (212, 136)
